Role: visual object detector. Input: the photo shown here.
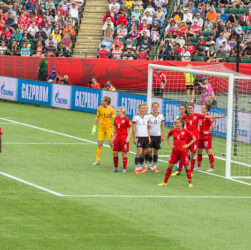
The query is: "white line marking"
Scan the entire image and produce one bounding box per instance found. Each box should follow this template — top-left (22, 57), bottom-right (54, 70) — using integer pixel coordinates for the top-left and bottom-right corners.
top-left (62, 194), bottom-right (251, 199)
top-left (0, 171), bottom-right (63, 196)
top-left (0, 117), bottom-right (251, 192)
top-left (3, 142), bottom-right (91, 145)
top-left (199, 170), bottom-right (251, 186)
top-left (0, 123), bottom-right (16, 125)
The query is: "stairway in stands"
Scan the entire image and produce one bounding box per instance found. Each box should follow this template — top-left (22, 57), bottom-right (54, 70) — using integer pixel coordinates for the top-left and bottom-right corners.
top-left (73, 0), bottom-right (107, 58)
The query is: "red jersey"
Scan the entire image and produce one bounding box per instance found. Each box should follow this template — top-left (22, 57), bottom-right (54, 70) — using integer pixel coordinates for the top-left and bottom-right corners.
top-left (99, 49), bottom-right (108, 59)
top-left (199, 113), bottom-right (213, 140)
top-left (18, 19), bottom-right (28, 29)
top-left (168, 128), bottom-right (193, 152)
top-left (153, 72), bottom-right (167, 89)
top-left (114, 116), bottom-right (131, 140)
top-left (182, 113), bottom-right (205, 138)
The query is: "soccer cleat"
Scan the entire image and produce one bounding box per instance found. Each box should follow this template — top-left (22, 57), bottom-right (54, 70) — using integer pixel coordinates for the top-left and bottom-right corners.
top-left (142, 167), bottom-right (148, 173)
top-left (122, 169), bottom-right (127, 174)
top-left (207, 168), bottom-right (215, 172)
top-left (173, 166), bottom-right (179, 171)
top-left (134, 169), bottom-right (142, 174)
top-left (149, 165), bottom-right (154, 170)
top-left (172, 171), bottom-right (181, 176)
top-left (152, 168), bottom-right (160, 173)
top-left (194, 167), bottom-right (201, 171)
top-left (113, 168), bottom-right (119, 173)
top-left (158, 182), bottom-right (168, 187)
top-left (188, 183), bottom-right (193, 188)
top-left (92, 161), bottom-right (100, 165)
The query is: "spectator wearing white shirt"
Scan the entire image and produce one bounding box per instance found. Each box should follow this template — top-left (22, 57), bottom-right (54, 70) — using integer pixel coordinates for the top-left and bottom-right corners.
top-left (28, 22), bottom-right (39, 37)
top-left (216, 32), bottom-right (227, 47)
top-left (69, 1), bottom-right (81, 24)
top-left (222, 41), bottom-right (231, 57)
top-left (181, 47), bottom-right (191, 61)
top-left (141, 11), bottom-right (153, 25)
top-left (144, 4), bottom-right (155, 16)
top-left (192, 13), bottom-right (204, 28)
top-left (117, 23), bottom-right (128, 38)
top-left (109, 0), bottom-right (120, 13)
top-left (183, 9), bottom-right (193, 25)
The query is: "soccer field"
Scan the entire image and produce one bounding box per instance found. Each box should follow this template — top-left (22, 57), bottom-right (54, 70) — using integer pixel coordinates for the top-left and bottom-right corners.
top-left (1, 100), bottom-right (251, 250)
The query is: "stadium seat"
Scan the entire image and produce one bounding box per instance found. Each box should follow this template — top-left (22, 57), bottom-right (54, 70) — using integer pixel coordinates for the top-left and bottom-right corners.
top-left (239, 9), bottom-right (246, 14)
top-left (201, 31), bottom-right (212, 37)
top-left (192, 56), bottom-right (204, 62)
top-left (229, 57), bottom-right (237, 63)
top-left (241, 58), bottom-right (251, 63)
top-left (187, 36), bottom-right (198, 43)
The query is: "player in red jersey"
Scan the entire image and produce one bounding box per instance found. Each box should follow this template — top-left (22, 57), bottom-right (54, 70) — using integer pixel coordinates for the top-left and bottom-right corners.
top-left (112, 107), bottom-right (132, 173)
top-left (197, 105), bottom-right (216, 172)
top-left (181, 103), bottom-right (226, 173)
top-left (158, 118), bottom-right (196, 187)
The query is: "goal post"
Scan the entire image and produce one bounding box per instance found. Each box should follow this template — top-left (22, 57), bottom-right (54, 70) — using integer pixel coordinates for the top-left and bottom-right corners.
top-left (147, 64), bottom-right (236, 179)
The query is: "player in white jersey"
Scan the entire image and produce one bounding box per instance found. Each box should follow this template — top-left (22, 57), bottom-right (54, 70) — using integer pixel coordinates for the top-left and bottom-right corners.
top-left (132, 103), bottom-right (151, 174)
top-left (144, 102), bottom-right (165, 173)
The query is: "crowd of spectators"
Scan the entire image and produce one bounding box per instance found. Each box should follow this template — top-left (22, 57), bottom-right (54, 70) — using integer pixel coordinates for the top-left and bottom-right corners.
top-left (99, 0), bottom-right (169, 60)
top-left (0, 0), bottom-right (83, 57)
top-left (158, 1), bottom-right (251, 62)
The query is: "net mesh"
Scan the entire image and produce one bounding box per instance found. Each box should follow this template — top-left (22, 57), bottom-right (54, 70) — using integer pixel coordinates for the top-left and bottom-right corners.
top-left (150, 64), bottom-right (251, 178)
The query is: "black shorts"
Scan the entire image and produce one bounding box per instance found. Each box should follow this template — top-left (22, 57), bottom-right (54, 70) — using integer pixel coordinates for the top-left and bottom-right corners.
top-left (149, 136), bottom-right (162, 149)
top-left (137, 137), bottom-right (149, 149)
top-left (186, 85), bottom-right (194, 90)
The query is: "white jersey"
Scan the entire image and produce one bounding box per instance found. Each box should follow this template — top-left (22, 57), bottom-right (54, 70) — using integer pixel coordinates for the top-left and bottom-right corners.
top-left (132, 114), bottom-right (149, 137)
top-left (149, 113), bottom-right (165, 136)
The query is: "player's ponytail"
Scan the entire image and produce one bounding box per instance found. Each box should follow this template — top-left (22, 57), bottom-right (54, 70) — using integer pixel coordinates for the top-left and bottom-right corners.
top-left (103, 96), bottom-right (111, 105)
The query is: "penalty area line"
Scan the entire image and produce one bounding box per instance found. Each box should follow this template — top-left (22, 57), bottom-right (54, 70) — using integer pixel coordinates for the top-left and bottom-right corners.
top-left (0, 171), bottom-right (63, 196)
top-left (62, 194), bottom-right (251, 199)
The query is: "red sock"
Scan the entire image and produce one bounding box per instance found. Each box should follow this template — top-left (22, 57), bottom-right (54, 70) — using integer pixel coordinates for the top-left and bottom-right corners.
top-left (209, 154), bottom-right (214, 169)
top-left (164, 168), bottom-right (172, 183)
top-left (185, 168), bottom-right (192, 184)
top-left (190, 158), bottom-right (196, 172)
top-left (123, 157), bottom-right (128, 169)
top-left (178, 161), bottom-right (183, 173)
top-left (113, 156), bottom-right (118, 168)
top-left (197, 154), bottom-right (202, 168)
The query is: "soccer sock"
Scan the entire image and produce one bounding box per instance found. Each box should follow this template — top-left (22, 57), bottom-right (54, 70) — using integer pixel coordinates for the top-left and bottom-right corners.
top-left (149, 154), bottom-right (153, 165)
top-left (135, 155), bottom-right (140, 170)
top-left (139, 156), bottom-right (144, 169)
top-left (178, 161), bottom-right (183, 173)
top-left (190, 158), bottom-right (196, 172)
top-left (153, 154), bottom-right (158, 168)
top-left (113, 156), bottom-right (118, 168)
top-left (186, 168), bottom-right (192, 184)
top-left (123, 157), bottom-right (128, 169)
top-left (197, 154), bottom-right (203, 168)
top-left (144, 154), bottom-right (149, 167)
top-left (164, 168), bottom-right (172, 183)
top-left (209, 154), bottom-right (215, 169)
top-left (96, 146), bottom-right (102, 162)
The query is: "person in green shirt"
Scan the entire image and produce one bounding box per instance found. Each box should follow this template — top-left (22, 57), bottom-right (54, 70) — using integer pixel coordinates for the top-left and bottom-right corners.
top-left (37, 54), bottom-right (48, 81)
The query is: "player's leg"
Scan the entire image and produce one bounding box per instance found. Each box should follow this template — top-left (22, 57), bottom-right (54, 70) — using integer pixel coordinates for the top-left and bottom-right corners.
top-left (144, 149), bottom-right (150, 171)
top-left (135, 147), bottom-right (143, 173)
top-left (182, 151), bottom-right (193, 187)
top-left (190, 140), bottom-right (198, 173)
top-left (196, 139), bottom-right (204, 170)
top-left (107, 128), bottom-right (114, 156)
top-left (191, 88), bottom-right (195, 103)
top-left (148, 147), bottom-right (153, 170)
top-left (113, 151), bottom-right (119, 172)
top-left (185, 165), bottom-right (193, 187)
top-left (122, 152), bottom-right (128, 174)
top-left (205, 138), bottom-right (214, 171)
top-left (186, 89), bottom-right (190, 103)
top-left (93, 129), bottom-right (104, 165)
top-left (142, 137), bottom-right (150, 173)
top-left (152, 148), bottom-right (160, 172)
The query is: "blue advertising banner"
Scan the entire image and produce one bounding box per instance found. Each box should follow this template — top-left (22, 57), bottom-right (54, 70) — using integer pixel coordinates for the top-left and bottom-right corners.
top-left (71, 86), bottom-right (101, 113)
top-left (118, 92), bottom-right (147, 119)
top-left (17, 79), bottom-right (52, 106)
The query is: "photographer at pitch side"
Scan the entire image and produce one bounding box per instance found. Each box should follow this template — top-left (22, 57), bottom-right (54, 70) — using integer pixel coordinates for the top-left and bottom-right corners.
top-left (198, 77), bottom-right (217, 106)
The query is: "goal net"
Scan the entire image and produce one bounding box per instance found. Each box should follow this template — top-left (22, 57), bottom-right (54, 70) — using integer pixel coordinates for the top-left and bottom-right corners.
top-left (147, 63), bottom-right (251, 179)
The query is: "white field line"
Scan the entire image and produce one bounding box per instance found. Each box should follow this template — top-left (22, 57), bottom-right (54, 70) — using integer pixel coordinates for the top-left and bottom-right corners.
top-left (0, 171), bottom-right (63, 196)
top-left (0, 117), bottom-right (250, 196)
top-left (62, 194), bottom-right (251, 199)
top-left (3, 142), bottom-right (91, 145)
top-left (0, 123), bottom-right (17, 125)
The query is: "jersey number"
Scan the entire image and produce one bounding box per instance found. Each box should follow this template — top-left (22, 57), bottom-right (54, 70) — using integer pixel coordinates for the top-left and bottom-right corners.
top-left (118, 123), bottom-right (120, 128)
top-left (190, 120), bottom-right (192, 125)
top-left (154, 120), bottom-right (158, 124)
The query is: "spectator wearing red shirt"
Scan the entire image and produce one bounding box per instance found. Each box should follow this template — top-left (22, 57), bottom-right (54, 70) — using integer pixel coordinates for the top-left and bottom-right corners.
top-left (17, 13), bottom-right (28, 30)
top-left (116, 12), bottom-right (128, 26)
top-left (138, 19), bottom-right (150, 31)
top-left (56, 5), bottom-right (66, 17)
top-left (186, 39), bottom-right (195, 55)
top-left (90, 77), bottom-right (101, 89)
top-left (99, 45), bottom-right (108, 59)
top-left (3, 28), bottom-right (12, 40)
top-left (103, 10), bottom-right (115, 23)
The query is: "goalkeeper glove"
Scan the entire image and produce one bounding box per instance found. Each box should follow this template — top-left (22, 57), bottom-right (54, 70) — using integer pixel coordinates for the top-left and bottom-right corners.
top-left (92, 125), bottom-right (97, 135)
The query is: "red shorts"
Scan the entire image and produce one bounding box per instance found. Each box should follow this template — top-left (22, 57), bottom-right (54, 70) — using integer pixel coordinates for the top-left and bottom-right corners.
top-left (189, 139), bottom-right (198, 153)
top-left (169, 150), bottom-right (189, 166)
top-left (198, 138), bottom-right (212, 149)
top-left (113, 139), bottom-right (129, 152)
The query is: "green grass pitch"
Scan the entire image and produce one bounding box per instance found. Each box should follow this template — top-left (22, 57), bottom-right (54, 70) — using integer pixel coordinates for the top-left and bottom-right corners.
top-left (0, 100), bottom-right (251, 250)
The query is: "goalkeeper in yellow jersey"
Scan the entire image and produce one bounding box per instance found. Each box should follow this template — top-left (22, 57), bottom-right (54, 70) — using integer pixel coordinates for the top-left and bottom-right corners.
top-left (92, 96), bottom-right (115, 165)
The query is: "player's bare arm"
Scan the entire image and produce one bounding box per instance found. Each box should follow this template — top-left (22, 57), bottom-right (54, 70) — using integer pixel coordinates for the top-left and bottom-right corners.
top-left (166, 136), bottom-right (174, 149)
top-left (161, 120), bottom-right (165, 142)
top-left (126, 126), bottom-right (132, 143)
top-left (132, 122), bottom-right (137, 145)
